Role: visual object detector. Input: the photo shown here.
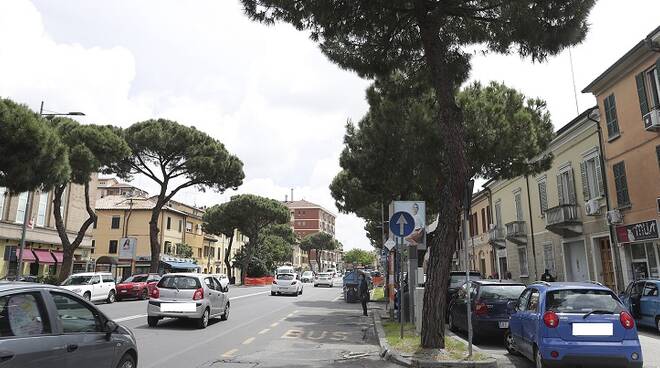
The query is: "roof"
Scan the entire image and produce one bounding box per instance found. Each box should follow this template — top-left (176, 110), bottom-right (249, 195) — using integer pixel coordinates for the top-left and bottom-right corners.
top-left (554, 106), bottom-right (598, 137)
top-left (284, 199), bottom-right (336, 217)
top-left (530, 281), bottom-right (610, 290)
top-left (95, 195), bottom-right (193, 217)
top-left (582, 25), bottom-right (660, 94)
top-left (472, 280), bottom-right (525, 286)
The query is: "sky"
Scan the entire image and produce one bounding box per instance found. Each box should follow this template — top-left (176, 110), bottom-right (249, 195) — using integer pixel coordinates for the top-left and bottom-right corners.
top-left (1, 1), bottom-right (659, 251)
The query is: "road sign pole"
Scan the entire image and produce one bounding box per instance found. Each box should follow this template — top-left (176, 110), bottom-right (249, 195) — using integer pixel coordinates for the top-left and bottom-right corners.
top-left (398, 236), bottom-right (404, 339)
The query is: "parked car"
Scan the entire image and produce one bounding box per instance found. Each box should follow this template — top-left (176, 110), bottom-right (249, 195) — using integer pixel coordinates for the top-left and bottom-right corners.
top-left (116, 273), bottom-right (161, 301)
top-left (619, 278), bottom-right (660, 333)
top-left (0, 282), bottom-right (137, 368)
top-left (446, 271), bottom-right (482, 320)
top-left (448, 280), bottom-right (525, 340)
top-left (301, 271), bottom-right (314, 283)
top-left (271, 273), bottom-right (303, 296)
top-left (505, 282), bottom-right (642, 368)
top-left (1, 275), bottom-right (39, 282)
top-left (276, 266), bottom-right (295, 275)
top-left (60, 272), bottom-right (117, 303)
top-left (209, 273), bottom-right (230, 290)
top-left (147, 273), bottom-right (230, 329)
top-left (314, 272), bottom-right (334, 287)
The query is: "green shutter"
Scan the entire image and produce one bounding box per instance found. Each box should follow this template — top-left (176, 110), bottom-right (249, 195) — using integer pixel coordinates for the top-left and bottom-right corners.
top-left (557, 174), bottom-right (565, 205)
top-left (580, 161), bottom-right (590, 200)
top-left (636, 73), bottom-right (649, 116)
top-left (567, 168), bottom-right (577, 204)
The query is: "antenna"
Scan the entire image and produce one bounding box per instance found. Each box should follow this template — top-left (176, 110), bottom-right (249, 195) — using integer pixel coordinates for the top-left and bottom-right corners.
top-left (568, 48), bottom-right (579, 115)
top-left (291, 188), bottom-right (294, 202)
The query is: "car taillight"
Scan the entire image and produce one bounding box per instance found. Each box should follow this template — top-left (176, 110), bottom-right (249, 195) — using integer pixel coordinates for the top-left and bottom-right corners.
top-left (474, 301), bottom-right (488, 315)
top-left (150, 287), bottom-right (159, 299)
top-left (620, 311), bottom-right (635, 329)
top-left (543, 311), bottom-right (559, 328)
top-left (193, 288), bottom-right (204, 300)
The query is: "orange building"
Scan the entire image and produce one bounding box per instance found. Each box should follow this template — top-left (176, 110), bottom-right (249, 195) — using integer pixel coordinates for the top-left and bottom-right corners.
top-left (583, 25), bottom-right (660, 286)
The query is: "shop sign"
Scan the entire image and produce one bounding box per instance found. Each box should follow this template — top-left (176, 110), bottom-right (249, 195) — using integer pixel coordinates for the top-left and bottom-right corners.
top-left (118, 237), bottom-right (137, 260)
top-left (616, 220), bottom-right (659, 243)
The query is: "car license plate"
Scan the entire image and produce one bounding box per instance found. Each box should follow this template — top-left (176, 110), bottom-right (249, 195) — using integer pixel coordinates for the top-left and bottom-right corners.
top-left (160, 303), bottom-right (196, 312)
top-left (572, 323), bottom-right (613, 336)
top-left (498, 321), bottom-right (509, 329)
top-left (120, 290), bottom-right (127, 293)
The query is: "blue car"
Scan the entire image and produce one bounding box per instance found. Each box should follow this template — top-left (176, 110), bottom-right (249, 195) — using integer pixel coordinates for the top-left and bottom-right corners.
top-left (505, 282), bottom-right (642, 368)
top-left (620, 279), bottom-right (660, 333)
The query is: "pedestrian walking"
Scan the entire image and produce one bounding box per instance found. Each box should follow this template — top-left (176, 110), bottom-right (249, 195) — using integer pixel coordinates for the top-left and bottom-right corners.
top-left (359, 273), bottom-right (369, 316)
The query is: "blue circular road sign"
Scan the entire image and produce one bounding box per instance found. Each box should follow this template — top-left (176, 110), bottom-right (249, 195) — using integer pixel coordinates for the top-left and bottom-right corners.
top-left (389, 211), bottom-right (415, 237)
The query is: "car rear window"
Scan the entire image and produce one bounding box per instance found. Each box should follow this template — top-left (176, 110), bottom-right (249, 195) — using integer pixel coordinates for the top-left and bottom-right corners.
top-left (158, 276), bottom-right (201, 289)
top-left (479, 285), bottom-right (525, 300)
top-left (450, 273), bottom-right (482, 287)
top-left (277, 274), bottom-right (295, 280)
top-left (545, 289), bottom-right (624, 314)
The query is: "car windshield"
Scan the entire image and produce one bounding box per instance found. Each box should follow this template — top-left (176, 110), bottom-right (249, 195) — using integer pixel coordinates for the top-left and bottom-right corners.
top-left (450, 274), bottom-right (482, 288)
top-left (277, 274), bottom-right (295, 280)
top-left (479, 285), bottom-right (525, 300)
top-left (545, 289), bottom-right (624, 314)
top-left (61, 275), bottom-right (93, 286)
top-left (124, 275), bottom-right (148, 283)
top-left (158, 276), bottom-right (201, 289)
top-left (302, 271), bottom-right (313, 276)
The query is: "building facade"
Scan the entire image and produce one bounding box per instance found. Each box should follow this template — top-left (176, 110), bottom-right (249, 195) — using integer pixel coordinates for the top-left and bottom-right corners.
top-left (0, 177), bottom-right (97, 278)
top-left (583, 25), bottom-right (660, 287)
top-left (464, 190), bottom-right (496, 278)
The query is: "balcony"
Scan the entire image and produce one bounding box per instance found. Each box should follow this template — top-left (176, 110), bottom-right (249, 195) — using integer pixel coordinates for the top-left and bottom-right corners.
top-left (505, 221), bottom-right (527, 245)
top-left (488, 226), bottom-right (506, 249)
top-left (545, 204), bottom-right (582, 237)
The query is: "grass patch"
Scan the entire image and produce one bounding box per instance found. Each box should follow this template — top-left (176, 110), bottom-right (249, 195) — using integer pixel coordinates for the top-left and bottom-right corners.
top-left (382, 321), bottom-right (489, 362)
top-left (372, 287), bottom-right (385, 302)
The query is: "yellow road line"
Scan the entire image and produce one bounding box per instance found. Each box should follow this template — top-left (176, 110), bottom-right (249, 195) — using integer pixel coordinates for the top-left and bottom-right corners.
top-left (222, 349), bottom-right (238, 358)
top-left (242, 337), bottom-right (255, 345)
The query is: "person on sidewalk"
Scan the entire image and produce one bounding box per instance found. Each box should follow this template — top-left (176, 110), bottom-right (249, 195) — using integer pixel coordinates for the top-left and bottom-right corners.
top-left (540, 269), bottom-right (555, 282)
top-left (359, 273), bottom-right (369, 316)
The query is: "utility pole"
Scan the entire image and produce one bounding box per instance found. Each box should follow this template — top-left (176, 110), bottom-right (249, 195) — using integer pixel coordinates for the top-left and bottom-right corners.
top-left (463, 180), bottom-right (475, 358)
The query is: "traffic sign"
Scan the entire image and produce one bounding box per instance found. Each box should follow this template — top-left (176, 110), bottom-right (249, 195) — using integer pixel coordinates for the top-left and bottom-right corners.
top-left (389, 211), bottom-right (414, 237)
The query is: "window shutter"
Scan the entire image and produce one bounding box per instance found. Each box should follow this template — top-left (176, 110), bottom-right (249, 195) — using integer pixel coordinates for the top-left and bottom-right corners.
top-left (580, 161), bottom-right (590, 201)
top-left (595, 156), bottom-right (605, 196)
top-left (635, 72), bottom-right (650, 117)
top-left (568, 168), bottom-right (577, 204)
top-left (557, 174), bottom-right (565, 205)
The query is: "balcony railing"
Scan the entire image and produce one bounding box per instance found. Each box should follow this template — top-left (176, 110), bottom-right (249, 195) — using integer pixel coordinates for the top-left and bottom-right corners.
top-left (545, 204), bottom-right (580, 227)
top-left (489, 226), bottom-right (505, 241)
top-left (505, 221), bottom-right (527, 245)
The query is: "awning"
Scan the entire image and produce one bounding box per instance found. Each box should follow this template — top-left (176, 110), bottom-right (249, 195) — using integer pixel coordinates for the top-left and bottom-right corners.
top-left (32, 250), bottom-right (56, 264)
top-left (96, 256), bottom-right (119, 265)
top-left (14, 249), bottom-right (36, 262)
top-left (51, 251), bottom-right (63, 263)
top-left (162, 260), bottom-right (201, 270)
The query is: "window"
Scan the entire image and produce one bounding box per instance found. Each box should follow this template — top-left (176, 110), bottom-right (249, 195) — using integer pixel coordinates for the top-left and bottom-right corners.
top-left (167, 217), bottom-right (171, 230)
top-left (635, 64), bottom-right (660, 119)
top-left (164, 241), bottom-right (173, 254)
top-left (186, 221), bottom-right (193, 233)
top-left (527, 289), bottom-right (540, 312)
top-left (517, 289), bottom-right (532, 312)
top-left (613, 161), bottom-right (630, 207)
top-left (538, 179), bottom-right (548, 215)
top-left (580, 155), bottom-right (604, 200)
top-left (495, 201), bottom-right (502, 228)
top-left (36, 192), bottom-right (48, 227)
top-left (0, 292), bottom-right (51, 337)
top-left (59, 186), bottom-right (67, 222)
top-left (486, 205), bottom-right (491, 228)
top-left (557, 168), bottom-right (576, 205)
top-left (518, 246), bottom-right (529, 277)
top-left (15, 192), bottom-right (28, 223)
top-left (102, 275), bottom-right (114, 283)
top-left (90, 240), bottom-right (95, 254)
top-left (109, 240), bottom-right (118, 254)
top-left (197, 248), bottom-right (202, 258)
top-left (603, 94), bottom-right (620, 139)
top-left (0, 187), bottom-right (5, 220)
top-left (481, 209), bottom-right (486, 233)
top-left (111, 216), bottom-right (120, 229)
top-left (178, 219), bottom-right (182, 232)
top-left (514, 191), bottom-right (523, 221)
top-left (51, 292), bottom-right (102, 333)
top-left (543, 243), bottom-right (556, 274)
top-left (643, 282), bottom-right (659, 297)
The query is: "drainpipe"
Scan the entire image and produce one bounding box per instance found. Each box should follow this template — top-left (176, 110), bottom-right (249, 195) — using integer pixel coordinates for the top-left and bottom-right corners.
top-left (587, 107), bottom-right (625, 292)
top-left (485, 187), bottom-right (496, 276)
top-left (525, 176), bottom-right (539, 280)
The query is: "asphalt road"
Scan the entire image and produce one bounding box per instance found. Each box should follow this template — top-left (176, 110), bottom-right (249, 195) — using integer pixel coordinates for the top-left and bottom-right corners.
top-left (98, 282), bottom-right (398, 368)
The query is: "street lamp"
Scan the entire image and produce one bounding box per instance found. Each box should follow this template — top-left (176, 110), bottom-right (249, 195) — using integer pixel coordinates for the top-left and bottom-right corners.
top-left (16, 101), bottom-right (85, 278)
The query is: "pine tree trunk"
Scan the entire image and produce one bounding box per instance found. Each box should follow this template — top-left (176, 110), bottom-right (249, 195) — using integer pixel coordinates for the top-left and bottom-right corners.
top-left (224, 234), bottom-right (234, 279)
top-left (149, 203), bottom-right (164, 273)
top-left (414, 2), bottom-right (470, 349)
top-left (307, 249), bottom-right (313, 271)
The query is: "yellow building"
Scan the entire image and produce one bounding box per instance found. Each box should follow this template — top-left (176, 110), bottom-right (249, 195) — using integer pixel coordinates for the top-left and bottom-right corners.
top-left (0, 176), bottom-right (97, 278)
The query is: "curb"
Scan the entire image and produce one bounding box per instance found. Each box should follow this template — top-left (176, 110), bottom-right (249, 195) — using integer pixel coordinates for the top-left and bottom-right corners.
top-left (372, 311), bottom-right (498, 368)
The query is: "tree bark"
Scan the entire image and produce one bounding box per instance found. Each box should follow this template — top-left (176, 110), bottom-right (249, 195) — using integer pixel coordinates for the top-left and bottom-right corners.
top-left (224, 234), bottom-right (234, 278)
top-left (54, 181), bottom-right (98, 283)
top-left (149, 204), bottom-right (164, 273)
top-left (307, 249), bottom-right (313, 271)
top-left (414, 2), bottom-right (470, 349)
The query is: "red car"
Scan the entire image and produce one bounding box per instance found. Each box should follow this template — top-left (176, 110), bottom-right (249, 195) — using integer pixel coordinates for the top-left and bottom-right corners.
top-left (116, 273), bottom-right (161, 301)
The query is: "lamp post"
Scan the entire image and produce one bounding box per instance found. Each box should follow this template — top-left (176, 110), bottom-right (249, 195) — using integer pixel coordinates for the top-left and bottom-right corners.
top-left (16, 101), bottom-right (85, 278)
top-left (463, 179), bottom-right (475, 358)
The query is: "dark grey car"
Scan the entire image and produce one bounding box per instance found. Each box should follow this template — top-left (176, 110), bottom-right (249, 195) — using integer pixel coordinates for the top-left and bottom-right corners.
top-left (0, 282), bottom-right (138, 368)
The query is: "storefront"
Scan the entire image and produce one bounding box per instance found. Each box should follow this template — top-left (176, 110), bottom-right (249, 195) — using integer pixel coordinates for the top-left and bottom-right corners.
top-left (617, 219), bottom-right (660, 283)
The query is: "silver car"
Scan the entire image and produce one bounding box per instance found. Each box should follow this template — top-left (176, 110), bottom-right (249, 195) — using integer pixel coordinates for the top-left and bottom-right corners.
top-left (0, 282), bottom-right (138, 368)
top-left (147, 273), bottom-right (229, 329)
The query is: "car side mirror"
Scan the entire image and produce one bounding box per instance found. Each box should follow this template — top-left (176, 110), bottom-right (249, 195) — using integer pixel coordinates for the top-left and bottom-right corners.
top-left (507, 300), bottom-right (518, 312)
top-left (105, 320), bottom-right (118, 339)
top-left (223, 286), bottom-right (229, 293)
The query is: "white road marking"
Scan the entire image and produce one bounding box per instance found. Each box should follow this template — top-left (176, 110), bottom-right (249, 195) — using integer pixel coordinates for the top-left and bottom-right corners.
top-left (270, 322), bottom-right (279, 327)
top-left (242, 337), bottom-right (255, 345)
top-left (332, 295), bottom-right (342, 302)
top-left (115, 314), bottom-right (147, 322)
top-left (222, 349), bottom-right (238, 358)
top-left (229, 291), bottom-right (270, 300)
top-left (258, 328), bottom-right (270, 334)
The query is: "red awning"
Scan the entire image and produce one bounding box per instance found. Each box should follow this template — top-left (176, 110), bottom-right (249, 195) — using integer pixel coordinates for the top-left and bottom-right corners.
top-left (50, 251), bottom-right (63, 264)
top-left (14, 249), bottom-right (36, 262)
top-left (32, 250), bottom-right (56, 264)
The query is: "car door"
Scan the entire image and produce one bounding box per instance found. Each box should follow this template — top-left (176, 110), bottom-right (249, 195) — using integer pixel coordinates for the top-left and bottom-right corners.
top-left (520, 288), bottom-right (540, 359)
top-left (451, 283), bottom-right (467, 330)
top-left (89, 276), bottom-right (102, 301)
top-left (509, 288), bottom-right (531, 351)
top-left (0, 290), bottom-right (69, 368)
top-left (48, 291), bottom-right (115, 368)
top-left (101, 275), bottom-right (115, 300)
top-left (203, 277), bottom-right (219, 316)
top-left (640, 281), bottom-right (659, 326)
top-left (213, 278), bottom-right (228, 310)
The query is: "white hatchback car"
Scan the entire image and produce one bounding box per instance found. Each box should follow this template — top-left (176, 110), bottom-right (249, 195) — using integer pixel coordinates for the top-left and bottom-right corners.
top-left (210, 273), bottom-right (230, 290)
top-left (271, 273), bottom-right (303, 296)
top-left (314, 272), bottom-right (334, 287)
top-left (60, 272), bottom-right (117, 303)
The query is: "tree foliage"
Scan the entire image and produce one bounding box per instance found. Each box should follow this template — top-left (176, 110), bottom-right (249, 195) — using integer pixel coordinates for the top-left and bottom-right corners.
top-left (234, 224), bottom-right (296, 277)
top-left (118, 119), bottom-right (244, 272)
top-left (48, 117), bottom-right (131, 282)
top-left (343, 248), bottom-right (375, 267)
top-left (203, 202), bottom-right (242, 278)
top-left (175, 243), bottom-right (193, 258)
top-left (0, 98), bottom-right (70, 193)
top-left (299, 232), bottom-right (338, 272)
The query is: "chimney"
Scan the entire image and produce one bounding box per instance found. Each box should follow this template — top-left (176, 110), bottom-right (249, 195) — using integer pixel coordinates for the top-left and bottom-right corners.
top-left (290, 188), bottom-right (294, 202)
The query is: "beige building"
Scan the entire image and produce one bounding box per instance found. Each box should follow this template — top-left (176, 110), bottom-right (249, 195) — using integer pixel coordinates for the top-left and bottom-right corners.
top-left (463, 190), bottom-right (496, 278)
top-left (97, 177), bottom-right (149, 199)
top-left (0, 176), bottom-right (97, 278)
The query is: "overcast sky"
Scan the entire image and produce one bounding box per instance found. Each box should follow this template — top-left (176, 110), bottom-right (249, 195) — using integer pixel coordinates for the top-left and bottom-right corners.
top-left (1, 1), bottom-right (658, 251)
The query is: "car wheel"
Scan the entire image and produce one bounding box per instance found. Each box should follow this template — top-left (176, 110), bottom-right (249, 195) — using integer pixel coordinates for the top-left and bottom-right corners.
top-left (299, 288), bottom-right (303, 295)
top-left (448, 312), bottom-right (457, 332)
top-left (197, 309), bottom-right (209, 329)
top-left (314, 284), bottom-right (318, 287)
top-left (116, 353), bottom-right (136, 368)
top-left (140, 289), bottom-right (149, 300)
top-left (107, 290), bottom-right (116, 304)
top-left (221, 303), bottom-right (230, 321)
top-left (504, 330), bottom-right (519, 356)
top-left (83, 292), bottom-right (91, 301)
top-left (147, 316), bottom-right (159, 327)
top-left (271, 291), bottom-right (276, 296)
top-left (656, 317), bottom-right (660, 334)
top-left (535, 347), bottom-right (546, 368)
